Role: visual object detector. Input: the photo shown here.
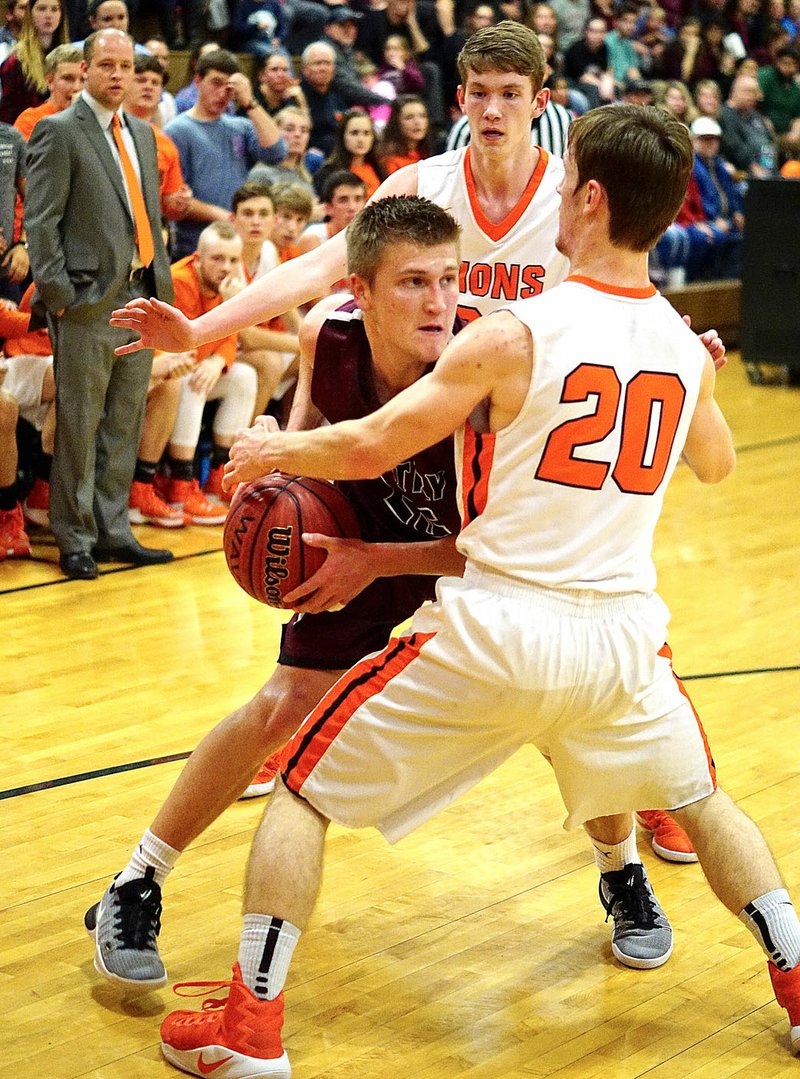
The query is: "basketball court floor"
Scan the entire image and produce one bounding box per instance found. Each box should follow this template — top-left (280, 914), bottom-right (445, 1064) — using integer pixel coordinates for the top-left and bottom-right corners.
top-left (3, 355), bottom-right (799, 1077)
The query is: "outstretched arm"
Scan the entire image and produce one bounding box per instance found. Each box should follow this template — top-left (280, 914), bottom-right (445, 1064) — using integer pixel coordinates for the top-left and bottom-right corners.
top-left (109, 165), bottom-right (421, 356)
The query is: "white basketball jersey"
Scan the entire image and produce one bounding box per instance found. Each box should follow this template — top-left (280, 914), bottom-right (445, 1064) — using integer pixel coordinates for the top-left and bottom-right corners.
top-left (417, 147), bottom-right (569, 322)
top-left (455, 276), bottom-right (707, 593)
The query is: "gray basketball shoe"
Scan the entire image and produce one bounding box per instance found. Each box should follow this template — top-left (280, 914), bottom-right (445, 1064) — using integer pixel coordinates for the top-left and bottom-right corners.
top-left (599, 863), bottom-right (673, 969)
top-left (84, 866), bottom-right (167, 988)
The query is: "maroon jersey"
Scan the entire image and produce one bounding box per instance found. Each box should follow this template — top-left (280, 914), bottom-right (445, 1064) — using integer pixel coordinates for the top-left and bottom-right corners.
top-left (278, 298), bottom-right (462, 672)
top-left (311, 298), bottom-right (462, 544)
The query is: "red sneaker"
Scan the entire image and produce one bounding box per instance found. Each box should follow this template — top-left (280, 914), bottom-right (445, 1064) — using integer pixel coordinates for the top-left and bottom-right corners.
top-left (22, 478), bottom-right (50, 528)
top-left (160, 962), bottom-right (291, 1077)
top-left (769, 961), bottom-right (800, 1055)
top-left (166, 478), bottom-right (227, 525)
top-left (239, 751), bottom-right (283, 800)
top-left (0, 504), bottom-right (31, 558)
top-left (204, 463), bottom-right (233, 505)
top-left (635, 810), bottom-right (698, 863)
top-left (129, 480), bottom-right (187, 528)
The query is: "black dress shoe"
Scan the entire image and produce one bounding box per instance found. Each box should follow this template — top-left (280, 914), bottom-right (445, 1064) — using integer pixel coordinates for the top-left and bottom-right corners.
top-left (60, 551), bottom-right (98, 579)
top-left (93, 540), bottom-right (174, 566)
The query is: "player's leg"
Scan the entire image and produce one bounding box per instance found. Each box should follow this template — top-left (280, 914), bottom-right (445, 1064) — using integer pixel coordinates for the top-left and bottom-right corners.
top-left (585, 813), bottom-right (674, 970)
top-left (160, 781), bottom-right (326, 1078)
top-left (671, 789), bottom-right (800, 1054)
top-left (204, 362), bottom-right (258, 503)
top-left (129, 375), bottom-right (186, 528)
top-left (84, 663), bottom-right (344, 989)
top-left (0, 388), bottom-right (29, 559)
top-left (237, 348), bottom-right (289, 418)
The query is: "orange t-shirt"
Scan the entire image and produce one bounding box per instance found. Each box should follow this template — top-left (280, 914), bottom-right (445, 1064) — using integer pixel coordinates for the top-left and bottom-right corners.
top-left (14, 99), bottom-right (58, 141)
top-left (165, 254), bottom-right (238, 368)
top-left (3, 285), bottom-right (52, 357)
top-left (349, 160), bottom-right (381, 198)
top-left (151, 123), bottom-right (185, 200)
top-left (382, 149), bottom-right (423, 175)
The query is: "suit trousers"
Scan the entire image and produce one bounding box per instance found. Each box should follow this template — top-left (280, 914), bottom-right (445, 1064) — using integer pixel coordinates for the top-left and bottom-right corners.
top-left (49, 275), bottom-right (154, 555)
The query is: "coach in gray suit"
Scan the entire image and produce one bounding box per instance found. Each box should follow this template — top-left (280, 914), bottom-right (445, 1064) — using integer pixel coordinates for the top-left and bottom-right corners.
top-left (25, 28), bottom-right (175, 579)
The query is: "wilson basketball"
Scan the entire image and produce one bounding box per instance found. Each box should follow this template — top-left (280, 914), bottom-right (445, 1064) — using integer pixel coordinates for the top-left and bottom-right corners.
top-left (223, 473), bottom-right (360, 607)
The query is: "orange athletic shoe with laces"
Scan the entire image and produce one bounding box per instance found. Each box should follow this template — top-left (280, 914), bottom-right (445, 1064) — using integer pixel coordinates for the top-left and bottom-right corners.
top-left (129, 481), bottom-right (187, 528)
top-left (22, 477), bottom-right (50, 528)
top-left (160, 962), bottom-right (291, 1078)
top-left (166, 478), bottom-right (228, 525)
top-left (769, 961), bottom-right (800, 1055)
top-left (204, 464), bottom-right (233, 505)
top-left (635, 810), bottom-right (698, 863)
top-left (239, 751), bottom-right (283, 800)
top-left (0, 503), bottom-right (31, 558)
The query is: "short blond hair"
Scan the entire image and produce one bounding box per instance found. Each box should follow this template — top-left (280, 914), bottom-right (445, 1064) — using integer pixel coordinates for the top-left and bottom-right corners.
top-left (457, 20), bottom-right (546, 94)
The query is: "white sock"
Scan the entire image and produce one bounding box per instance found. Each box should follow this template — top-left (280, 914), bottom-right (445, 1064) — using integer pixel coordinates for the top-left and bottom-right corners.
top-left (740, 889), bottom-right (800, 971)
top-left (114, 829), bottom-right (181, 889)
top-left (238, 914), bottom-right (302, 1000)
top-left (591, 827), bottom-right (641, 874)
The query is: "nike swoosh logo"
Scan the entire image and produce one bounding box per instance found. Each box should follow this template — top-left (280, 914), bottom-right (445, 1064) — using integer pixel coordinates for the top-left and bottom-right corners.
top-left (197, 1052), bottom-right (234, 1075)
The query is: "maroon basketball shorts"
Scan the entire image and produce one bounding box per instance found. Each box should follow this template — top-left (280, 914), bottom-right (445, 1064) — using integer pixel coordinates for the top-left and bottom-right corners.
top-left (278, 574), bottom-right (438, 671)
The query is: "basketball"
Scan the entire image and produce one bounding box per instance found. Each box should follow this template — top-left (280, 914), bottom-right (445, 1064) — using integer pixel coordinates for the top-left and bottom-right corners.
top-left (223, 473), bottom-right (360, 607)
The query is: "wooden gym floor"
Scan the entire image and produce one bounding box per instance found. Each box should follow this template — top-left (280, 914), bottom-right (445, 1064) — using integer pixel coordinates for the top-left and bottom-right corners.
top-left (3, 355), bottom-right (799, 1078)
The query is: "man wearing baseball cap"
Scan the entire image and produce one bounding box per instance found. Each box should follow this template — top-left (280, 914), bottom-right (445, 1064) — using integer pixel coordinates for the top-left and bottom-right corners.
top-left (323, 6), bottom-right (393, 109)
top-left (689, 114), bottom-right (744, 279)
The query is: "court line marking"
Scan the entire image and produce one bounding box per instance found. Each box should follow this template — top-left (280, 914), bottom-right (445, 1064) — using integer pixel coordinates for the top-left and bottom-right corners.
top-left (3, 665), bottom-right (797, 803)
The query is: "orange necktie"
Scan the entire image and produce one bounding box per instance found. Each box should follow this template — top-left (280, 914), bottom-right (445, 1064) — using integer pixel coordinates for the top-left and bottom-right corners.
top-left (111, 113), bottom-right (155, 268)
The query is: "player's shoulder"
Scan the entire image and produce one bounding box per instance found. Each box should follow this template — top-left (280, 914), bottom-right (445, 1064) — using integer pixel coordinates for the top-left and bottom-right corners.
top-left (301, 294), bottom-right (360, 350)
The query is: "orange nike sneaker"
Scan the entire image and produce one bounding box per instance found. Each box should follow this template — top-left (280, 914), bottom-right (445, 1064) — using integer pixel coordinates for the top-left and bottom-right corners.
top-left (635, 810), bottom-right (698, 863)
top-left (204, 464), bottom-right (233, 505)
top-left (160, 962), bottom-right (291, 1077)
top-left (0, 503), bottom-right (31, 558)
top-left (22, 477), bottom-right (50, 528)
top-left (129, 480), bottom-right (187, 528)
top-left (769, 961), bottom-right (800, 1055)
top-left (239, 751), bottom-right (283, 800)
top-left (166, 478), bottom-right (228, 525)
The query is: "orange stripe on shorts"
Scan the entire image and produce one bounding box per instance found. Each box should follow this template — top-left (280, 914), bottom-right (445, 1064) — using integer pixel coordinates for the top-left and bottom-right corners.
top-left (461, 425), bottom-right (495, 529)
top-left (281, 630), bottom-right (436, 795)
top-left (658, 642), bottom-right (717, 788)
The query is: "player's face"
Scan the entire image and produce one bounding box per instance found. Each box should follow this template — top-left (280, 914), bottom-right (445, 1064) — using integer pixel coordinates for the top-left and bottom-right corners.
top-left (128, 69), bottom-right (163, 113)
top-left (233, 196), bottom-right (275, 245)
top-left (458, 69), bottom-right (541, 156)
top-left (272, 208), bottom-right (307, 248)
top-left (355, 242), bottom-right (460, 366)
top-left (48, 60), bottom-right (82, 108)
top-left (196, 237), bottom-right (243, 292)
top-left (83, 32), bottom-right (135, 110)
top-left (327, 185), bottom-right (366, 231)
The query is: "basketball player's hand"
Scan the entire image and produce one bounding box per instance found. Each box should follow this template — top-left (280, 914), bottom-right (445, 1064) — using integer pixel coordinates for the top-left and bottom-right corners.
top-left (282, 535), bottom-right (377, 613)
top-left (223, 415), bottom-right (281, 489)
top-left (684, 315), bottom-right (727, 372)
top-left (111, 299), bottom-right (196, 356)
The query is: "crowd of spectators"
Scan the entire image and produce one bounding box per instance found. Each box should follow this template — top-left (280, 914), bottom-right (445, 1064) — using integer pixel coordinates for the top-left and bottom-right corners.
top-left (0, 0), bottom-right (798, 570)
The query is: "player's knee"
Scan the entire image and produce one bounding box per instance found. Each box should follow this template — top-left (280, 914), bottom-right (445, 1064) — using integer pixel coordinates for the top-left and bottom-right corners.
top-left (0, 389), bottom-right (19, 429)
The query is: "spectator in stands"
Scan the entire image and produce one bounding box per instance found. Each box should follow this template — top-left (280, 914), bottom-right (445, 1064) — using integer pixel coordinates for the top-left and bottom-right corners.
top-left (563, 15), bottom-right (615, 108)
top-left (269, 181), bottom-right (314, 262)
top-left (619, 77), bottom-right (654, 107)
top-left (720, 71), bottom-right (779, 175)
top-left (376, 32), bottom-right (424, 98)
top-left (727, 0), bottom-right (771, 64)
top-left (0, 293), bottom-right (54, 558)
top-left (637, 5), bottom-right (673, 72)
top-left (758, 45), bottom-right (800, 156)
top-left (379, 93), bottom-right (432, 173)
top-left (604, 4), bottom-right (643, 90)
top-left (0, 0), bottom-right (28, 65)
top-left (0, 0), bottom-right (67, 124)
top-left (302, 169), bottom-right (366, 248)
top-left (249, 105), bottom-right (323, 199)
top-left (175, 41), bottom-right (221, 113)
top-left (658, 79), bottom-right (698, 125)
top-left (13, 41), bottom-right (80, 136)
top-left (690, 114), bottom-right (744, 277)
top-left (144, 37), bottom-right (177, 125)
top-left (165, 48), bottom-right (286, 258)
top-left (299, 40), bottom-right (347, 156)
top-left (126, 54), bottom-right (192, 223)
top-left (158, 221), bottom-right (257, 519)
top-left (356, 0), bottom-right (446, 127)
top-left (253, 48), bottom-right (308, 115)
top-left (548, 0), bottom-right (590, 53)
top-left (314, 108), bottom-right (384, 199)
top-left (323, 6), bottom-right (393, 113)
top-left (694, 77), bottom-right (723, 119)
top-left (229, 181), bottom-right (300, 415)
top-left (72, 0), bottom-right (150, 53)
top-left (232, 0), bottom-right (286, 60)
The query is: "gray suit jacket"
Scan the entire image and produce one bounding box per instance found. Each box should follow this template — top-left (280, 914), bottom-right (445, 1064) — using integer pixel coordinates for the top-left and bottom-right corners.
top-left (24, 97), bottom-right (173, 324)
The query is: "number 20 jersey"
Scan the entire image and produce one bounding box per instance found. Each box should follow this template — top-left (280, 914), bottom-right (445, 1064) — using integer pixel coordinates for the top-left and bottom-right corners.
top-left (416, 146), bottom-right (569, 321)
top-left (455, 277), bottom-right (707, 594)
